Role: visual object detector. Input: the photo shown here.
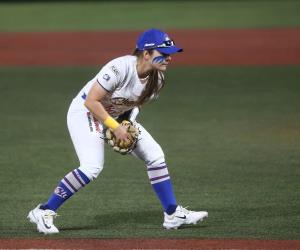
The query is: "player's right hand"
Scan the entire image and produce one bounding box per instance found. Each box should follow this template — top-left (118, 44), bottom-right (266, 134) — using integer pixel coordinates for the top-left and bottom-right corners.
top-left (113, 124), bottom-right (130, 145)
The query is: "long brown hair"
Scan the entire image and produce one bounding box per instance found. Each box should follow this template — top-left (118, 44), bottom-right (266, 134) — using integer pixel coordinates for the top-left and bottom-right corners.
top-left (133, 49), bottom-right (166, 106)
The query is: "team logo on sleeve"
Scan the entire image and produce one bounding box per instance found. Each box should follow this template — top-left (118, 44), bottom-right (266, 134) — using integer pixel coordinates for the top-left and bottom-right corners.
top-left (103, 74), bottom-right (111, 81)
top-left (110, 65), bottom-right (120, 76)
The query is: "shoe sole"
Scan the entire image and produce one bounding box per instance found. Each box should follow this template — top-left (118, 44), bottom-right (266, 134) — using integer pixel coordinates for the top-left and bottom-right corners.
top-left (163, 214), bottom-right (208, 230)
top-left (163, 226), bottom-right (179, 230)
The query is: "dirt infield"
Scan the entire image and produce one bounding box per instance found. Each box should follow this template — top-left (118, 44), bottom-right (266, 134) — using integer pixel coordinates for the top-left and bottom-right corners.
top-left (0, 28), bottom-right (300, 66)
top-left (1, 238), bottom-right (300, 249)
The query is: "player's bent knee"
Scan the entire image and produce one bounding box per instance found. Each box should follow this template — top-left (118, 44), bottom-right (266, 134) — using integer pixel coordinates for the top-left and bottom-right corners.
top-left (78, 164), bottom-right (104, 180)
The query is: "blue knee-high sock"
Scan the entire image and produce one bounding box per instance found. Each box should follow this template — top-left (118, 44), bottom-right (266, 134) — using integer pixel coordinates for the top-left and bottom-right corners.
top-left (152, 179), bottom-right (177, 215)
top-left (40, 168), bottom-right (90, 211)
top-left (148, 163), bottom-right (177, 215)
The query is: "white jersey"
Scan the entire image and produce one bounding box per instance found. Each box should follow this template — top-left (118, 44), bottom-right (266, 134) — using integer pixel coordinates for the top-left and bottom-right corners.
top-left (74, 55), bottom-right (163, 117)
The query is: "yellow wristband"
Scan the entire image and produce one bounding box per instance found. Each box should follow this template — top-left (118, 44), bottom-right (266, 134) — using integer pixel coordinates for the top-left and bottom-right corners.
top-left (103, 116), bottom-right (120, 130)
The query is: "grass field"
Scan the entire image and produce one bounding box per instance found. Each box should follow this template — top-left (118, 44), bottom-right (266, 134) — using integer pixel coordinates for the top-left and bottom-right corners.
top-left (0, 0), bottom-right (300, 31)
top-left (0, 0), bottom-right (299, 242)
top-left (0, 66), bottom-right (299, 239)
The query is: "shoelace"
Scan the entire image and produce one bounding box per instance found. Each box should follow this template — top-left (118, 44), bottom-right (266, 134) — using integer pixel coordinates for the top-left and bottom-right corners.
top-left (178, 206), bottom-right (192, 215)
top-left (43, 211), bottom-right (58, 226)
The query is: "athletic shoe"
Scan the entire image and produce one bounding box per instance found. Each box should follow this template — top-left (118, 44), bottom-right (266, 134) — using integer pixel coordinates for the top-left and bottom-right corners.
top-left (163, 205), bottom-right (208, 229)
top-left (27, 204), bottom-right (59, 234)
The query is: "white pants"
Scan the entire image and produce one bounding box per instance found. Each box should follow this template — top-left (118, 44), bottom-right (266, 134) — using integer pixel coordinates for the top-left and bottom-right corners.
top-left (67, 97), bottom-right (165, 180)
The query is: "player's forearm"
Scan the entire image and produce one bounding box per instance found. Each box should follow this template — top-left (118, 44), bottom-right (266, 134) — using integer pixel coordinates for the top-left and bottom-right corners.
top-left (84, 99), bottom-right (121, 131)
top-left (84, 100), bottom-right (110, 123)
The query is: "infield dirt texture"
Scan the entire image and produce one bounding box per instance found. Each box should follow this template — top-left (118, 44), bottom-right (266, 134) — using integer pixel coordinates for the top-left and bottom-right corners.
top-left (0, 1), bottom-right (300, 249)
top-left (1, 28), bottom-right (300, 66)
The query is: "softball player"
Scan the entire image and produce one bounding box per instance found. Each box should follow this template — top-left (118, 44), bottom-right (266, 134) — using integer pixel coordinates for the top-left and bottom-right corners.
top-left (27, 28), bottom-right (208, 234)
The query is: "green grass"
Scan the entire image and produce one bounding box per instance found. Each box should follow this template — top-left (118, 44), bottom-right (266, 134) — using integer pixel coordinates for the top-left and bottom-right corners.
top-left (0, 1), bottom-right (300, 31)
top-left (0, 66), bottom-right (299, 239)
